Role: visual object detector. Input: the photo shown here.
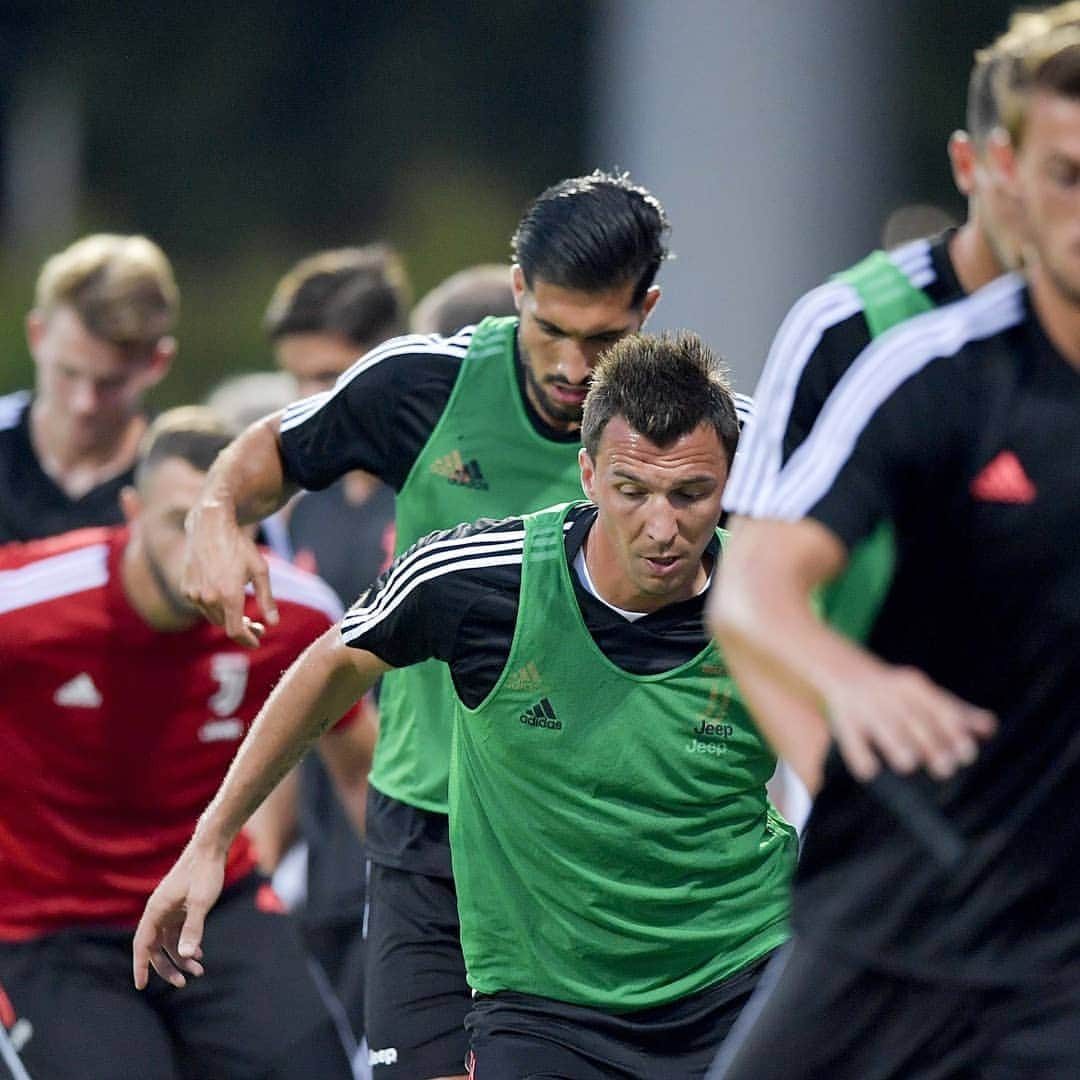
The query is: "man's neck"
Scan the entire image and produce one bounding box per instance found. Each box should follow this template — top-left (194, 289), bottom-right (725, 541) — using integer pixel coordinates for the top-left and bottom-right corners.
top-left (947, 221), bottom-right (1005, 296)
top-left (1028, 264), bottom-right (1080, 369)
top-left (30, 404), bottom-right (146, 499)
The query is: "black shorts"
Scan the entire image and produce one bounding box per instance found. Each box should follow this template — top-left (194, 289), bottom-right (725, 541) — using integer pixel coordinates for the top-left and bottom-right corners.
top-left (363, 860), bottom-right (471, 1078)
top-left (465, 954), bottom-right (772, 1080)
top-left (0, 874), bottom-right (353, 1080)
top-left (301, 917), bottom-right (366, 1043)
top-left (709, 937), bottom-right (1080, 1080)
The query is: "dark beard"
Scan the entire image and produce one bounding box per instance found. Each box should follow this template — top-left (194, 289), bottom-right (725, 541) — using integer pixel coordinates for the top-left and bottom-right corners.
top-left (519, 344), bottom-right (586, 428)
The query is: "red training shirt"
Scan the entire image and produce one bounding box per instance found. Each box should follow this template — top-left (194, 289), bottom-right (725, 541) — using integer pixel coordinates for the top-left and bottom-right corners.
top-left (0, 526), bottom-right (354, 939)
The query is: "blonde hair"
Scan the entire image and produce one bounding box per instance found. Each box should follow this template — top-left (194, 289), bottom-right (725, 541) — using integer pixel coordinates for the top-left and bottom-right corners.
top-left (34, 234), bottom-right (179, 354)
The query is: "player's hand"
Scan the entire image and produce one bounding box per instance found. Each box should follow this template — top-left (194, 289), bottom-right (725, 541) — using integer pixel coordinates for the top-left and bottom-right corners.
top-left (824, 661), bottom-right (997, 783)
top-left (132, 840), bottom-right (225, 990)
top-left (182, 499), bottom-right (278, 647)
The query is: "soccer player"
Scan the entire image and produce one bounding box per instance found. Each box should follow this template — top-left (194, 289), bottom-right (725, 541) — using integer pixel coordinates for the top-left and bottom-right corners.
top-left (179, 170), bottom-right (668, 1080)
top-left (0, 408), bottom-right (361, 1080)
top-left (708, 25), bottom-right (1080, 1078)
top-left (135, 332), bottom-right (796, 1080)
top-left (0, 234), bottom-right (177, 542)
top-left (715, 7), bottom-right (1080, 784)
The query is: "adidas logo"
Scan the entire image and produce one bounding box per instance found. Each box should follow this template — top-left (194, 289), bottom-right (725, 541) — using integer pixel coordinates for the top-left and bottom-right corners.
top-left (430, 450), bottom-right (489, 490)
top-left (970, 450), bottom-right (1036, 504)
top-left (519, 697), bottom-right (562, 730)
top-left (53, 673), bottom-right (102, 708)
top-left (505, 661), bottom-right (543, 692)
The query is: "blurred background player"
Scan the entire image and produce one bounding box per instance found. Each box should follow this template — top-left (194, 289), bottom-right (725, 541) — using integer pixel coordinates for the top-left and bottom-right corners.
top-left (0, 234), bottom-right (177, 542)
top-left (262, 244), bottom-right (406, 603)
top-left (710, 20), bottom-right (1080, 1078)
top-left (409, 263), bottom-right (516, 336)
top-left (717, 5), bottom-right (1080, 817)
top-left (0, 407), bottom-right (364, 1079)
top-left (179, 170), bottom-right (668, 1080)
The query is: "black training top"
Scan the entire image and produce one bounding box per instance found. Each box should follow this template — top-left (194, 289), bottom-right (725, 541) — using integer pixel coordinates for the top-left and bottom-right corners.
top-left (755, 272), bottom-right (1080, 985)
top-left (277, 327), bottom-right (578, 494)
top-left (0, 392), bottom-right (132, 543)
top-left (344, 503), bottom-right (717, 874)
top-left (725, 230), bottom-right (964, 517)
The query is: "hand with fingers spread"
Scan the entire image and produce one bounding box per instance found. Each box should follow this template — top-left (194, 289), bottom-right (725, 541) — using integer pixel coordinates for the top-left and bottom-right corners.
top-left (181, 499), bottom-right (278, 648)
top-left (132, 839), bottom-right (225, 990)
top-left (823, 659), bottom-right (997, 783)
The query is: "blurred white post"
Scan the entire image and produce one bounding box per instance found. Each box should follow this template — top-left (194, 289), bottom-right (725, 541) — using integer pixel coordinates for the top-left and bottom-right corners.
top-left (589, 1), bottom-right (905, 391)
top-left (4, 71), bottom-right (82, 251)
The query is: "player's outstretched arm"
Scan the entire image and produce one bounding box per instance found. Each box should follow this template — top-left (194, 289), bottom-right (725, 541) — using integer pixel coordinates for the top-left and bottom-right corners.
top-left (318, 700), bottom-right (379, 840)
top-left (711, 516), bottom-right (996, 793)
top-left (182, 413), bottom-right (299, 646)
top-left (133, 628), bottom-right (391, 989)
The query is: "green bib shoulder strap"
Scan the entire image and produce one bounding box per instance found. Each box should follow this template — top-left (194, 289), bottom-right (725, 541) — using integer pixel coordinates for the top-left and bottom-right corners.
top-left (833, 249), bottom-right (933, 338)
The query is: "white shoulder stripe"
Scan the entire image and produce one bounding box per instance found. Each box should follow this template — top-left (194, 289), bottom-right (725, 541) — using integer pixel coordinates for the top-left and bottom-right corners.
top-left (0, 544), bottom-right (109, 614)
top-left (341, 532), bottom-right (527, 631)
top-left (887, 237), bottom-right (932, 280)
top-left (342, 552), bottom-right (525, 643)
top-left (0, 390), bottom-right (30, 432)
top-left (264, 558), bottom-right (344, 621)
top-left (724, 281), bottom-right (863, 511)
top-left (281, 331), bottom-right (472, 434)
top-left (763, 273), bottom-right (1026, 520)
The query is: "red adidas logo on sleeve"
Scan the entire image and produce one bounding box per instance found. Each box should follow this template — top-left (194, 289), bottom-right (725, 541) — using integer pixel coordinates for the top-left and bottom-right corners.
top-left (970, 450), bottom-right (1037, 504)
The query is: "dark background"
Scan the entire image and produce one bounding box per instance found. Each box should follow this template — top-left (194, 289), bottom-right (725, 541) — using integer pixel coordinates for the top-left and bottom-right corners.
top-left (0, 1), bottom-right (1015, 407)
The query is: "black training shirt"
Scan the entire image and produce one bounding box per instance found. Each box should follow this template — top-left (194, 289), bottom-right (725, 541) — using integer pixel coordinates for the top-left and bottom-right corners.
top-left (758, 274), bottom-right (1080, 985)
top-left (0, 392), bottom-right (132, 543)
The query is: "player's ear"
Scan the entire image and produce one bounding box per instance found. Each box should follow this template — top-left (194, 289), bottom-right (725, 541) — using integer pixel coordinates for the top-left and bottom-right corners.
top-left (25, 309), bottom-right (48, 359)
top-left (141, 336), bottom-right (176, 391)
top-left (120, 485), bottom-right (142, 524)
top-left (948, 130), bottom-right (977, 198)
top-left (511, 264), bottom-right (526, 311)
top-left (639, 285), bottom-right (661, 326)
top-left (579, 446), bottom-right (596, 501)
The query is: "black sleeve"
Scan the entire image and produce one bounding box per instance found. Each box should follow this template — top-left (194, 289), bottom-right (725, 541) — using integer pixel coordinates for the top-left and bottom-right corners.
top-left (339, 515), bottom-right (525, 705)
top-left (782, 353), bottom-right (966, 551)
top-left (722, 279), bottom-right (871, 516)
top-left (278, 337), bottom-right (464, 492)
top-left (784, 313), bottom-right (872, 467)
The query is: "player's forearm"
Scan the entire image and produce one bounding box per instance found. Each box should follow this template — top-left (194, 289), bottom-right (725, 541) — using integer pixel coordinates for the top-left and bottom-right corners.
top-left (244, 768), bottom-right (300, 872)
top-left (192, 630), bottom-right (385, 853)
top-left (198, 413), bottom-right (298, 527)
top-left (721, 636), bottom-right (830, 794)
top-left (713, 549), bottom-right (875, 723)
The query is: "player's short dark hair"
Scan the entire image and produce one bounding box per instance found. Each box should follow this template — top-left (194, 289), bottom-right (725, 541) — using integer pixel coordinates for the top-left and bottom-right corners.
top-left (511, 170), bottom-right (669, 308)
top-left (264, 244), bottom-right (411, 348)
top-left (581, 332), bottom-right (739, 466)
top-left (135, 406), bottom-right (233, 489)
top-left (410, 264), bottom-right (516, 335)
